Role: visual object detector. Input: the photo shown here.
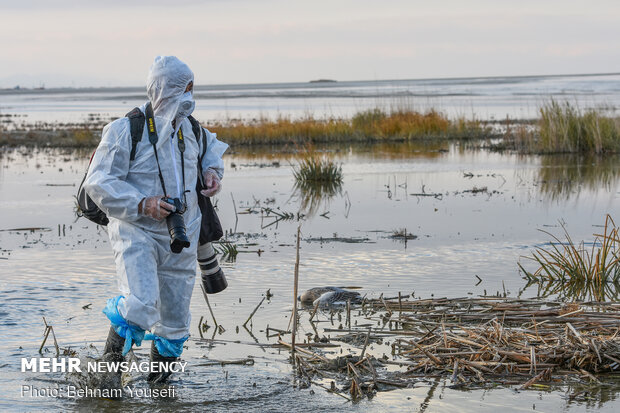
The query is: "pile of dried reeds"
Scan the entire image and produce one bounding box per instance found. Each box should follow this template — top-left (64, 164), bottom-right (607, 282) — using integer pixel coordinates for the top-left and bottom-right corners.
top-left (370, 297), bottom-right (618, 385)
top-left (283, 296), bottom-right (619, 400)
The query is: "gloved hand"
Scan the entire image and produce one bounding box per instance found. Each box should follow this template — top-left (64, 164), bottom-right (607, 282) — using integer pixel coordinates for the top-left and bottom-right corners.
top-left (200, 168), bottom-right (222, 197)
top-left (139, 196), bottom-right (175, 221)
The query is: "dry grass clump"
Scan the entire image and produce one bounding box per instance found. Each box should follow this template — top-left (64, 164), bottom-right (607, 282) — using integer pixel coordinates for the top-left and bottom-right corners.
top-left (352, 109), bottom-right (488, 139)
top-left (211, 116), bottom-right (351, 145)
top-left (519, 215), bottom-right (620, 301)
top-left (351, 109), bottom-right (450, 137)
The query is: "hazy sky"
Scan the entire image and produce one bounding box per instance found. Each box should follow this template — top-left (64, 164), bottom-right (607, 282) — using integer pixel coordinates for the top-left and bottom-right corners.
top-left (0, 0), bottom-right (619, 87)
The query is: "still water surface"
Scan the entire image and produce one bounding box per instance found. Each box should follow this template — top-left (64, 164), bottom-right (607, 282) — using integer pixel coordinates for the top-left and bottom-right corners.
top-left (0, 143), bottom-right (619, 412)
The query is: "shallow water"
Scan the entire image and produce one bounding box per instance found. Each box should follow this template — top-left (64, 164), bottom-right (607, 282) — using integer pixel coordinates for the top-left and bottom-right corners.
top-left (0, 143), bottom-right (619, 411)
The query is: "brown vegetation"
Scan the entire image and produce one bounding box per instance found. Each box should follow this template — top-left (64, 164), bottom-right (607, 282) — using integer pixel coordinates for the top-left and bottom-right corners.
top-left (208, 109), bottom-right (490, 146)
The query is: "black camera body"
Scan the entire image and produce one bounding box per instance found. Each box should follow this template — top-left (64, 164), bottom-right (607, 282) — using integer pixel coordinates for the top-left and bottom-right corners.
top-left (162, 197), bottom-right (190, 253)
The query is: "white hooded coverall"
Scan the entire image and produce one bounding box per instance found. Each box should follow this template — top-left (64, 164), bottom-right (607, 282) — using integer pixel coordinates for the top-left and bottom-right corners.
top-left (84, 56), bottom-right (228, 341)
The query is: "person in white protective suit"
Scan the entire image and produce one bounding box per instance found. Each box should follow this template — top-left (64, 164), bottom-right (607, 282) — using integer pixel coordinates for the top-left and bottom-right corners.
top-left (84, 56), bottom-right (228, 382)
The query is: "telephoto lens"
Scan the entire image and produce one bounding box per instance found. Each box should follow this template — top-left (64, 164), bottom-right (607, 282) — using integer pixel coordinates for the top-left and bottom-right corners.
top-left (197, 243), bottom-right (228, 294)
top-left (203, 269), bottom-right (228, 294)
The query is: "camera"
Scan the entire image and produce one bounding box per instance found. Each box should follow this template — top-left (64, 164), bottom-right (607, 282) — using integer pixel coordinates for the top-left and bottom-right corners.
top-left (161, 197), bottom-right (190, 253)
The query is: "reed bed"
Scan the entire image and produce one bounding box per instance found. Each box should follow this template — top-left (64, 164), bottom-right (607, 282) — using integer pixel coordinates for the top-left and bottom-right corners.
top-left (0, 127), bottom-right (100, 147)
top-left (208, 109), bottom-right (490, 146)
top-left (505, 100), bottom-right (620, 154)
top-left (285, 296), bottom-right (620, 400)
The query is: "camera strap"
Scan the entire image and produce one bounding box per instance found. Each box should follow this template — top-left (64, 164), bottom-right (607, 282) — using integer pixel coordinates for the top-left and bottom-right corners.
top-left (177, 127), bottom-right (187, 206)
top-left (144, 102), bottom-right (186, 200)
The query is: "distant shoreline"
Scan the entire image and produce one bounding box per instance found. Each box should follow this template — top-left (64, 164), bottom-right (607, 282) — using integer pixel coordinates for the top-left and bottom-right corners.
top-left (2, 71), bottom-right (619, 94)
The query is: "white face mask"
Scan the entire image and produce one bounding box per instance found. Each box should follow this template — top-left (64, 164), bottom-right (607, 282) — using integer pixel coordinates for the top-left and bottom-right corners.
top-left (176, 91), bottom-right (195, 119)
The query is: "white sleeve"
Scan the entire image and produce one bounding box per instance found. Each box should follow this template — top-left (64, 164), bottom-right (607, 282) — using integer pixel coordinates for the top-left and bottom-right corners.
top-left (83, 121), bottom-right (146, 222)
top-left (200, 128), bottom-right (228, 179)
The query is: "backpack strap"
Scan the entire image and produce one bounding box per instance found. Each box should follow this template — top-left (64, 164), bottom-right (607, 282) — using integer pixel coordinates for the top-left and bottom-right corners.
top-left (188, 115), bottom-right (208, 171)
top-left (126, 107), bottom-right (145, 161)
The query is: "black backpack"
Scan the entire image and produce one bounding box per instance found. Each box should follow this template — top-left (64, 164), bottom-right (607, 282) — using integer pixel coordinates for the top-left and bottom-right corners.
top-left (76, 108), bottom-right (223, 242)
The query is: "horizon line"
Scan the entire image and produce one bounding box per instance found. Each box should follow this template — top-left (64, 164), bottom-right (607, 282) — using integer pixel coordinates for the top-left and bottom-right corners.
top-left (2, 71), bottom-right (619, 92)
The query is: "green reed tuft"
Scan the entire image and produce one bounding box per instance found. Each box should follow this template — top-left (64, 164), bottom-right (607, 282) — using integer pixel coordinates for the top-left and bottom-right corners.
top-left (293, 156), bottom-right (343, 185)
top-left (507, 100), bottom-right (620, 154)
top-left (214, 241), bottom-right (238, 261)
top-left (291, 154), bottom-right (343, 216)
top-left (519, 215), bottom-right (620, 301)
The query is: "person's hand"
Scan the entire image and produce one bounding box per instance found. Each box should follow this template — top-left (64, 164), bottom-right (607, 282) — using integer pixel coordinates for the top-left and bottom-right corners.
top-left (200, 168), bottom-right (221, 197)
top-left (139, 196), bottom-right (175, 221)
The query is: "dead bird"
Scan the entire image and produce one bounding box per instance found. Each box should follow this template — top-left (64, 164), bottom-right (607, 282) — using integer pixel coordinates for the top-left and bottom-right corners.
top-left (299, 286), bottom-right (362, 307)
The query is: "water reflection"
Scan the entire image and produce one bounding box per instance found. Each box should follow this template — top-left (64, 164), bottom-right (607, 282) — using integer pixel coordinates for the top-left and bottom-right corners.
top-left (228, 140), bottom-right (450, 161)
top-left (537, 154), bottom-right (620, 201)
top-left (520, 278), bottom-right (620, 302)
top-left (563, 375), bottom-right (620, 411)
top-left (291, 177), bottom-right (344, 218)
top-left (228, 143), bottom-right (620, 204)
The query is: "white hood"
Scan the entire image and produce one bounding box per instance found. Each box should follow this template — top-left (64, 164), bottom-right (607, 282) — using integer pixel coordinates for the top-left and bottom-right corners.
top-left (146, 56), bottom-right (195, 126)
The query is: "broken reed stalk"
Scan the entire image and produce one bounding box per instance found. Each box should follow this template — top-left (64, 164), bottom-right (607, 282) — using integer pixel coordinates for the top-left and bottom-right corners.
top-left (278, 339), bottom-right (329, 363)
top-left (201, 283), bottom-right (219, 327)
top-left (346, 299), bottom-right (351, 329)
top-left (198, 316), bottom-right (205, 339)
top-left (39, 317), bottom-right (59, 357)
top-left (196, 358), bottom-right (255, 367)
top-left (347, 362), bottom-right (364, 400)
top-left (39, 325), bottom-right (51, 354)
top-left (360, 328), bottom-right (371, 359)
top-left (309, 300), bottom-right (320, 321)
top-left (243, 296), bottom-right (266, 328)
top-left (520, 368), bottom-right (552, 390)
top-left (230, 193), bottom-right (239, 234)
top-left (291, 225), bottom-right (301, 359)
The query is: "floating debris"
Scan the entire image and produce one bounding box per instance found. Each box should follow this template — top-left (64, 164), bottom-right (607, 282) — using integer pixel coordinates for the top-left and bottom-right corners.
top-left (388, 229), bottom-right (417, 241)
top-left (0, 227), bottom-right (51, 232)
top-left (304, 236), bottom-right (372, 244)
